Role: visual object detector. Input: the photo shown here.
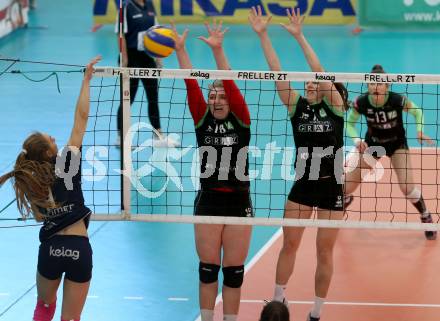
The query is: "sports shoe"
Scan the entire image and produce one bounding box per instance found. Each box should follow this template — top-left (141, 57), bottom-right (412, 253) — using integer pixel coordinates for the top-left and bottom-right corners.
top-left (421, 213), bottom-right (437, 240)
top-left (153, 133), bottom-right (180, 148)
top-left (344, 194), bottom-right (354, 209)
top-left (307, 313), bottom-right (320, 321)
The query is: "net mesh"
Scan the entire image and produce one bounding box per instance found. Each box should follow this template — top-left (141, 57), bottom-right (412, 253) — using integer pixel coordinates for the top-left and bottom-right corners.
top-left (1, 59), bottom-right (439, 230)
top-left (83, 67), bottom-right (440, 229)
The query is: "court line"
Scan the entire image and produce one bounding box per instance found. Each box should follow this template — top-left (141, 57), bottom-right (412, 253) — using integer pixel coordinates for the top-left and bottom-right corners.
top-left (168, 298), bottom-right (189, 301)
top-left (123, 296), bottom-right (144, 300)
top-left (240, 299), bottom-right (440, 308)
top-left (193, 228), bottom-right (282, 321)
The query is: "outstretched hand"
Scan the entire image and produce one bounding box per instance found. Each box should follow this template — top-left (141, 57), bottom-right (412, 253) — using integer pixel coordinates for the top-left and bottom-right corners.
top-left (170, 22), bottom-right (189, 51)
top-left (281, 7), bottom-right (305, 37)
top-left (248, 5), bottom-right (272, 35)
top-left (84, 56), bottom-right (101, 81)
top-left (198, 20), bottom-right (228, 49)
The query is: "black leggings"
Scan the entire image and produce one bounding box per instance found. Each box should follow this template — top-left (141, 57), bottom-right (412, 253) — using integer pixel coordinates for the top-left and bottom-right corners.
top-left (117, 48), bottom-right (160, 132)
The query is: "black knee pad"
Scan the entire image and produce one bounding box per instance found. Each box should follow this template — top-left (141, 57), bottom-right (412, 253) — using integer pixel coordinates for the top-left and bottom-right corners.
top-left (222, 265), bottom-right (244, 288)
top-left (199, 262), bottom-right (220, 284)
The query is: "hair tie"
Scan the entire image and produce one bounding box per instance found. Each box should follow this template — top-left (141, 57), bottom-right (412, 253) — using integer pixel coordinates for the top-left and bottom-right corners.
top-left (22, 149), bottom-right (27, 155)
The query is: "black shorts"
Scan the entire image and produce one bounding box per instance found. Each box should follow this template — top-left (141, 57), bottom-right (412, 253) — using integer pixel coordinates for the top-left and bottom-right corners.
top-left (288, 177), bottom-right (344, 211)
top-left (194, 190), bottom-right (254, 217)
top-left (38, 235), bottom-right (93, 283)
top-left (365, 139), bottom-right (408, 159)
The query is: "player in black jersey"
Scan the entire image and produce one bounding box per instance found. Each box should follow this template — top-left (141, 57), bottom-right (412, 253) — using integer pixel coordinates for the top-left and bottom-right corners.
top-left (172, 22), bottom-right (252, 321)
top-left (250, 7), bottom-right (348, 321)
top-left (345, 64), bottom-right (436, 240)
top-left (0, 57), bottom-right (100, 321)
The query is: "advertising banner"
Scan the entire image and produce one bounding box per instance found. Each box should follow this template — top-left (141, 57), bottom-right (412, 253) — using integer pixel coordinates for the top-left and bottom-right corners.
top-left (93, 0), bottom-right (119, 25)
top-left (0, 0), bottom-right (28, 39)
top-left (358, 0), bottom-right (440, 28)
top-left (94, 0), bottom-right (356, 25)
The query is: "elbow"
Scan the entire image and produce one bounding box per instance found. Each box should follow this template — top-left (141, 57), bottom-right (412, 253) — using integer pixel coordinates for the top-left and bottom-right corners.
top-left (346, 124), bottom-right (356, 133)
top-left (78, 109), bottom-right (89, 121)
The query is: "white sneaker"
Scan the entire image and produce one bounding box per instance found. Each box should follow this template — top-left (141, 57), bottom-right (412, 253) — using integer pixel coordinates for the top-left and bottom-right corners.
top-left (153, 133), bottom-right (180, 148)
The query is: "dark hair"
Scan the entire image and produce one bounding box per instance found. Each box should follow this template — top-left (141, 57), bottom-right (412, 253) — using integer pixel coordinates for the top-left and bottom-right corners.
top-left (334, 82), bottom-right (349, 110)
top-left (371, 64), bottom-right (386, 74)
top-left (259, 301), bottom-right (290, 321)
top-left (0, 132), bottom-right (56, 220)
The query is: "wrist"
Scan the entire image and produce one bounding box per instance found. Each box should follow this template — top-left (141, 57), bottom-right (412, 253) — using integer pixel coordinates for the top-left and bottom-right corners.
top-left (258, 30), bottom-right (268, 37)
top-left (211, 46), bottom-right (223, 53)
top-left (293, 33), bottom-right (305, 41)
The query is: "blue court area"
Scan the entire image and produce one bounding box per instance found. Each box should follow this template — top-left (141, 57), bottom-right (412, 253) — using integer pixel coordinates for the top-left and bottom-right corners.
top-left (1, 1), bottom-right (440, 321)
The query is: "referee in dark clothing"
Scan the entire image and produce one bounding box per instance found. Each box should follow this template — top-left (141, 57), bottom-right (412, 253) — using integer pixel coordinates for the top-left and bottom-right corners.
top-left (116, 0), bottom-right (178, 147)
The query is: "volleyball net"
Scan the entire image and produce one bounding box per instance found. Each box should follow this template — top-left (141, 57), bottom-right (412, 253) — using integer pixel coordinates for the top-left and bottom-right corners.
top-left (81, 66), bottom-right (440, 230)
top-left (1, 58), bottom-right (440, 230)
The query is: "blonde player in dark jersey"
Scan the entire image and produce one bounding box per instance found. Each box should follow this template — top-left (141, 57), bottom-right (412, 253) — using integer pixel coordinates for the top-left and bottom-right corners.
top-left (250, 7), bottom-right (348, 321)
top-left (345, 64), bottom-right (436, 240)
top-left (0, 57), bottom-right (100, 321)
top-left (172, 21), bottom-right (253, 321)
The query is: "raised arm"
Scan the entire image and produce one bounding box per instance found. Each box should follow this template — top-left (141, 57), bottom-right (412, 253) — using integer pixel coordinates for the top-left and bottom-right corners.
top-left (199, 20), bottom-right (250, 126)
top-left (67, 56), bottom-right (101, 148)
top-left (249, 6), bottom-right (299, 115)
top-left (346, 102), bottom-right (361, 142)
top-left (282, 8), bottom-right (345, 113)
top-left (171, 23), bottom-right (207, 125)
top-left (171, 22), bottom-right (192, 70)
top-left (198, 20), bottom-right (231, 70)
top-left (346, 98), bottom-right (369, 152)
top-left (403, 99), bottom-right (434, 145)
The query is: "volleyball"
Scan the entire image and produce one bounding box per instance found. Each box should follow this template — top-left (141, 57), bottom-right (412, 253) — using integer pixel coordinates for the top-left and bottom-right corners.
top-left (143, 25), bottom-right (176, 58)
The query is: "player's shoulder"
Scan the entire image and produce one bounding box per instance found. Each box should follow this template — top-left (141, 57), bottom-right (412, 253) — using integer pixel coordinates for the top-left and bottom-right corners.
top-left (388, 91), bottom-right (406, 107)
top-left (354, 93), bottom-right (369, 111)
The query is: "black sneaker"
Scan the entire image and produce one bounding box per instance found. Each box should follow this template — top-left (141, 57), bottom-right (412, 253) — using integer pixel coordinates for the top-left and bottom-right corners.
top-left (421, 213), bottom-right (437, 240)
top-left (344, 194), bottom-right (354, 209)
top-left (307, 313), bottom-right (320, 321)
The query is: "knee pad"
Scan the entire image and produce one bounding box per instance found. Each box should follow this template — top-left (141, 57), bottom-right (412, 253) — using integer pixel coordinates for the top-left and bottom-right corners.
top-left (33, 299), bottom-right (56, 321)
top-left (199, 262), bottom-right (220, 284)
top-left (222, 265), bottom-right (244, 288)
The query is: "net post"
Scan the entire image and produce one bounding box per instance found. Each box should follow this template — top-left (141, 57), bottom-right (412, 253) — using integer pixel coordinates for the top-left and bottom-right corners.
top-left (120, 70), bottom-right (132, 216)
